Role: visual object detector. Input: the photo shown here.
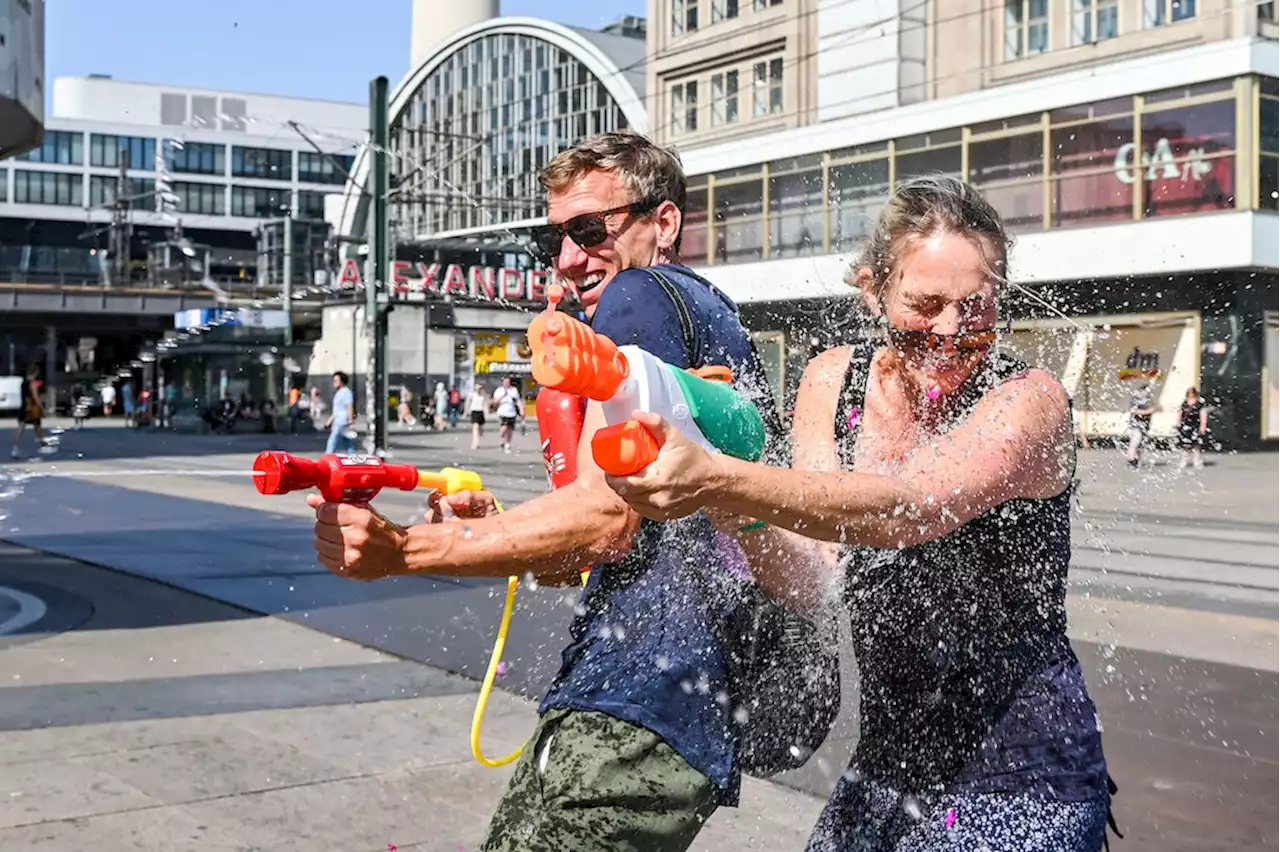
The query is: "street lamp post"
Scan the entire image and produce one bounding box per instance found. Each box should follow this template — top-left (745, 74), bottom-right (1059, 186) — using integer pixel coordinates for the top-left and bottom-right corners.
top-left (366, 75), bottom-right (391, 456)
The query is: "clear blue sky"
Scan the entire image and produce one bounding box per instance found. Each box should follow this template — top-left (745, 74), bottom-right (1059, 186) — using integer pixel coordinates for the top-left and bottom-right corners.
top-left (47, 0), bottom-right (645, 109)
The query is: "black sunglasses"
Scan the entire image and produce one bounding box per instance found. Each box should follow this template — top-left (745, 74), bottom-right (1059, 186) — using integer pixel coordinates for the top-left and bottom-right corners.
top-left (530, 199), bottom-right (657, 260)
top-left (887, 326), bottom-right (998, 354)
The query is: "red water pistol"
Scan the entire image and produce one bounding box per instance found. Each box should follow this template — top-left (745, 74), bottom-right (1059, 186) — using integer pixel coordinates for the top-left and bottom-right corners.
top-left (252, 451), bottom-right (484, 505)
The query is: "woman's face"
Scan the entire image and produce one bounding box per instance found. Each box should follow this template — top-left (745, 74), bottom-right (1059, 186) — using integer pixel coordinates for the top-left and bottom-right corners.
top-left (863, 230), bottom-right (1000, 399)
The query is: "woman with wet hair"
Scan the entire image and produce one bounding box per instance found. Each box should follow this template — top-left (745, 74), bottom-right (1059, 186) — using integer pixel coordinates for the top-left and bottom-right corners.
top-left (605, 175), bottom-right (1114, 851)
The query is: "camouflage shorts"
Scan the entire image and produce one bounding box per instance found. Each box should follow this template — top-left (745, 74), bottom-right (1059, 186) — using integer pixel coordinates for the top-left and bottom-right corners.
top-left (480, 708), bottom-right (719, 852)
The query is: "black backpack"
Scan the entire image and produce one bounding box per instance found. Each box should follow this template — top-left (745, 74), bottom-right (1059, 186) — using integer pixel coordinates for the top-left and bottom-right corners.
top-left (647, 266), bottom-right (842, 779)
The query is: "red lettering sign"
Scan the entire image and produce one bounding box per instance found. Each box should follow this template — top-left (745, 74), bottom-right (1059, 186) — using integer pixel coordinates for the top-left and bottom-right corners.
top-left (337, 258), bottom-right (362, 288)
top-left (336, 260), bottom-right (552, 303)
top-left (470, 266), bottom-right (497, 299)
top-left (528, 269), bottom-right (548, 303)
top-left (501, 269), bottom-right (525, 300)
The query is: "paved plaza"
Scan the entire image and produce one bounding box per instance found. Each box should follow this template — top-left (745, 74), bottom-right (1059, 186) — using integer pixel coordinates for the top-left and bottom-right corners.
top-left (0, 419), bottom-right (1275, 851)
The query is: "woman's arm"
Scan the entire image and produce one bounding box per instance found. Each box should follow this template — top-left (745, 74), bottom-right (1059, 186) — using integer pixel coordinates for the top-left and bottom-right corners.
top-left (714, 347), bottom-right (853, 611)
top-left (708, 367), bottom-right (1075, 548)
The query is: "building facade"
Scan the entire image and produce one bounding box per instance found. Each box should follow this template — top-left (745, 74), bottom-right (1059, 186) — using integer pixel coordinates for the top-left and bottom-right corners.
top-left (0, 74), bottom-right (363, 412)
top-left (321, 13), bottom-right (648, 408)
top-left (650, 0), bottom-right (1278, 448)
top-left (0, 75), bottom-right (364, 287)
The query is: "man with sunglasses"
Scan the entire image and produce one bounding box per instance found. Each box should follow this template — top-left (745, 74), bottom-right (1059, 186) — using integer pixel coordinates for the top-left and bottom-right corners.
top-left (308, 131), bottom-right (786, 851)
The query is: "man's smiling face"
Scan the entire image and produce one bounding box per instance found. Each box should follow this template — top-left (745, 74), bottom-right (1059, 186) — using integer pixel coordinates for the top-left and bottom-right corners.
top-left (545, 169), bottom-right (661, 317)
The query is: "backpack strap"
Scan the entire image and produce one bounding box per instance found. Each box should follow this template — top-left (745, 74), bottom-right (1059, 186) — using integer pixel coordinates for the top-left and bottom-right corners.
top-left (647, 267), bottom-right (701, 367)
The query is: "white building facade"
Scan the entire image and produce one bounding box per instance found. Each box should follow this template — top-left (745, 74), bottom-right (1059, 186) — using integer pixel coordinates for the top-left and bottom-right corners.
top-left (0, 74), bottom-right (364, 285)
top-left (671, 38), bottom-right (1278, 449)
top-left (314, 13), bottom-right (648, 403)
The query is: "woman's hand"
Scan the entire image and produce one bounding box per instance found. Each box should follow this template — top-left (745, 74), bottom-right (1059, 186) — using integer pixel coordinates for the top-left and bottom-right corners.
top-left (603, 410), bottom-right (724, 521)
top-left (426, 489), bottom-right (500, 523)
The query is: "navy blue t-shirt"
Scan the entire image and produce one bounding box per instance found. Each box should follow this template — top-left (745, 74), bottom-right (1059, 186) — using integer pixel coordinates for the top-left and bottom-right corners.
top-left (537, 263), bottom-right (783, 806)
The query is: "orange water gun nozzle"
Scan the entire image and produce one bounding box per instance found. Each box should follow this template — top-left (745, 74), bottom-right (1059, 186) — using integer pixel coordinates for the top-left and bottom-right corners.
top-left (528, 283), bottom-right (629, 401)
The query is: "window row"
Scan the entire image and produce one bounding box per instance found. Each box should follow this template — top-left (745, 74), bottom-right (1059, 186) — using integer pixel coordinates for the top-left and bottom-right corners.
top-left (7, 170), bottom-right (335, 219)
top-left (679, 78), bottom-right (1275, 266)
top-left (12, 131), bottom-right (354, 185)
top-left (671, 0), bottom-right (784, 38)
top-left (670, 56), bottom-right (785, 136)
top-left (1005, 0), bottom-right (1198, 60)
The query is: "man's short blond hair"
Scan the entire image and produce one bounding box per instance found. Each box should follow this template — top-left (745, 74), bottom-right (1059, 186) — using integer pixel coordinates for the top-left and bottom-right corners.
top-left (539, 131), bottom-right (687, 252)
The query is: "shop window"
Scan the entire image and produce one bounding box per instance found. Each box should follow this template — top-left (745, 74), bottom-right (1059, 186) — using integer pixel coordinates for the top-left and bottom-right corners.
top-left (711, 70), bottom-right (740, 127)
top-left (1139, 98), bottom-right (1236, 217)
top-left (1144, 0), bottom-right (1195, 26)
top-left (1259, 97), bottom-right (1280, 153)
top-left (672, 0), bottom-right (698, 35)
top-left (713, 176), bottom-right (765, 263)
top-left (1005, 0), bottom-right (1049, 60)
top-left (711, 0), bottom-right (739, 22)
top-left (1260, 154), bottom-right (1278, 211)
top-left (683, 185), bottom-right (710, 263)
top-left (968, 131), bottom-right (1045, 232)
top-left (1048, 111), bottom-right (1135, 228)
top-left (768, 160), bottom-right (824, 258)
top-left (174, 181), bottom-right (226, 216)
top-left (671, 80), bottom-right (698, 135)
top-left (896, 142), bottom-right (962, 185)
top-left (828, 157), bottom-right (890, 252)
top-left (16, 130), bottom-right (84, 166)
top-left (753, 58), bottom-right (784, 117)
top-left (1073, 0), bottom-right (1119, 45)
top-left (89, 175), bottom-right (156, 208)
top-left (90, 134), bottom-right (157, 170)
top-left (1265, 313), bottom-right (1279, 440)
top-left (13, 170), bottom-right (83, 206)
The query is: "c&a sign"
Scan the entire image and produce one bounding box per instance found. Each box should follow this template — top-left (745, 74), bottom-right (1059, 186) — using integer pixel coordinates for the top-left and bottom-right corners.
top-left (335, 259), bottom-right (557, 303)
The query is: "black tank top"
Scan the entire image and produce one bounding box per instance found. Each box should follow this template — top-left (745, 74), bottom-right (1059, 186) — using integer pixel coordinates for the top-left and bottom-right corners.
top-left (832, 346), bottom-right (1108, 800)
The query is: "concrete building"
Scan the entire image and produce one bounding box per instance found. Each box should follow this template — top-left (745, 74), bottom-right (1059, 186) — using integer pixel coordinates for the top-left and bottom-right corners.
top-left (0, 0), bottom-right (45, 158)
top-left (0, 74), bottom-right (363, 411)
top-left (649, 0), bottom-right (1278, 448)
top-left (316, 3), bottom-right (648, 409)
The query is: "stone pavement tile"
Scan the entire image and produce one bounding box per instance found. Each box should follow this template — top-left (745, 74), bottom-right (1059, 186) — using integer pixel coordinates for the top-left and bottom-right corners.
top-left (0, 760), bottom-right (159, 829)
top-left (70, 730), bottom-right (352, 806)
top-left (1068, 595), bottom-right (1279, 673)
top-left (226, 692), bottom-right (536, 776)
top-left (0, 805), bottom-right (254, 852)
top-left (0, 617), bottom-right (395, 688)
top-left (0, 714), bottom-right (231, 766)
top-left (177, 765), bottom-right (511, 852)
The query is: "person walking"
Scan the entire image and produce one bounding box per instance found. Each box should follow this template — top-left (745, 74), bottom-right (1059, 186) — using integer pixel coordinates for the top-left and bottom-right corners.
top-left (100, 381), bottom-right (116, 417)
top-left (1177, 386), bottom-right (1209, 469)
top-left (467, 383), bottom-right (488, 450)
top-left (11, 366), bottom-right (54, 459)
top-left (491, 376), bottom-right (523, 453)
top-left (1125, 381), bottom-right (1158, 468)
top-left (323, 371), bottom-right (357, 455)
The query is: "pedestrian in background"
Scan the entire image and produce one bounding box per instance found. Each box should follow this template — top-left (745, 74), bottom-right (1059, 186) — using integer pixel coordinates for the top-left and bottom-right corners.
top-left (1177, 387), bottom-right (1209, 469)
top-left (324, 371), bottom-right (356, 455)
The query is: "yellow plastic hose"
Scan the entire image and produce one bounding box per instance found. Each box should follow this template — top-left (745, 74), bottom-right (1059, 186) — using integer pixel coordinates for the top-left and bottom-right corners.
top-left (468, 495), bottom-right (590, 768)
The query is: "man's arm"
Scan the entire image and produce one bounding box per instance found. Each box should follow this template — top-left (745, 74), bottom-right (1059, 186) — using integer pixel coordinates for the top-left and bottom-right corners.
top-left (401, 398), bottom-right (641, 584)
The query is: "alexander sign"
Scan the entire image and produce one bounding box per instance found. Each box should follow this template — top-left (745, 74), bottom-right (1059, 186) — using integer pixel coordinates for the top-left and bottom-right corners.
top-left (335, 259), bottom-right (557, 302)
